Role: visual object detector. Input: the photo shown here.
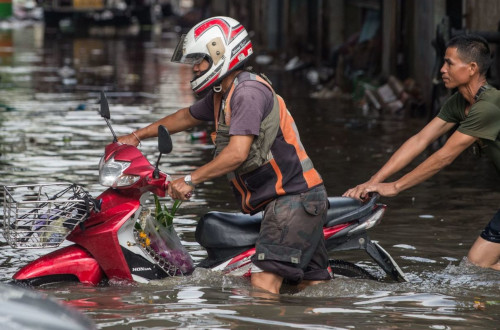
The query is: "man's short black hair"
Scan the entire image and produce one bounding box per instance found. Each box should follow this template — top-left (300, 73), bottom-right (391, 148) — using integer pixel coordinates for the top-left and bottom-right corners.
top-left (446, 33), bottom-right (492, 76)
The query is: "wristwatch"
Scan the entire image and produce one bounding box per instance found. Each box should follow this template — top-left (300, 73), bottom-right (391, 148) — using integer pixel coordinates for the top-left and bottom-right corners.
top-left (184, 174), bottom-right (196, 188)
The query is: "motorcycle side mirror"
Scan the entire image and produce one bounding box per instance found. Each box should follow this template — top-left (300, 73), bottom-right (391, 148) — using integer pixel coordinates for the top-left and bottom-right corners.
top-left (99, 91), bottom-right (117, 142)
top-left (153, 125), bottom-right (172, 179)
top-left (99, 91), bottom-right (110, 119)
top-left (158, 125), bottom-right (173, 154)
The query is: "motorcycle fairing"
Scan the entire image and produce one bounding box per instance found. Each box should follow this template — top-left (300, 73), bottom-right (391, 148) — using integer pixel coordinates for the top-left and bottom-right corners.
top-left (69, 195), bottom-right (140, 281)
top-left (116, 203), bottom-right (172, 282)
top-left (13, 245), bottom-right (104, 285)
top-left (210, 248), bottom-right (255, 276)
top-left (197, 246), bottom-right (253, 268)
top-left (121, 247), bottom-right (168, 282)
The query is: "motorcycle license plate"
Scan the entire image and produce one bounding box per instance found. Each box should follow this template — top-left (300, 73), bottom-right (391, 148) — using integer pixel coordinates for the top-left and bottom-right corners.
top-left (73, 0), bottom-right (104, 9)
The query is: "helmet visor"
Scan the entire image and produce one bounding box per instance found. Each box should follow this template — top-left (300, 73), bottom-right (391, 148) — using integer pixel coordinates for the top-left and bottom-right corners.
top-left (171, 34), bottom-right (206, 65)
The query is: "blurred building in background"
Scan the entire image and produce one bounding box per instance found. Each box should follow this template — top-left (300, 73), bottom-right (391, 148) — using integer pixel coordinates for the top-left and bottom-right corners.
top-left (4, 0), bottom-right (500, 118)
top-left (199, 0), bottom-right (500, 118)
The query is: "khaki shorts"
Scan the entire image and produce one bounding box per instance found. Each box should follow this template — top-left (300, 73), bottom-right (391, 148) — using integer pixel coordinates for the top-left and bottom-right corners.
top-left (251, 185), bottom-right (331, 283)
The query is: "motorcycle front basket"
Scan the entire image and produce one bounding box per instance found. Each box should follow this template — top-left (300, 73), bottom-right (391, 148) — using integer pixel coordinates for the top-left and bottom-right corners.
top-left (2, 183), bottom-right (92, 248)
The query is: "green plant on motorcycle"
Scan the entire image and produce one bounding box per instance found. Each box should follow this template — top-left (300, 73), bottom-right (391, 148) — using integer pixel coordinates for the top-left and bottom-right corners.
top-left (154, 195), bottom-right (182, 229)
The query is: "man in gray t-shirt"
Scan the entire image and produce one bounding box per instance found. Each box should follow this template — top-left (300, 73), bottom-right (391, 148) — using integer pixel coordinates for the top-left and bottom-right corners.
top-left (190, 72), bottom-right (274, 137)
top-left (344, 34), bottom-right (500, 271)
top-left (118, 16), bottom-right (330, 294)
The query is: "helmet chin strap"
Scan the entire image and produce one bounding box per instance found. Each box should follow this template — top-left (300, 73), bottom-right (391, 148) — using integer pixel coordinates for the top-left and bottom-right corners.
top-left (213, 84), bottom-right (222, 93)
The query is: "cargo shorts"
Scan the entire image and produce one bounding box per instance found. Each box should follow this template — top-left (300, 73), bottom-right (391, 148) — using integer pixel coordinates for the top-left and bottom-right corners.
top-left (251, 185), bottom-right (331, 283)
top-left (480, 208), bottom-right (500, 243)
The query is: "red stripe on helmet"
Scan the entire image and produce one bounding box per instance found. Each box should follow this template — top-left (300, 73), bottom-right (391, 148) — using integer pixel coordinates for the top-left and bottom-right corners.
top-left (229, 42), bottom-right (253, 69)
top-left (196, 72), bottom-right (221, 93)
top-left (194, 18), bottom-right (231, 41)
top-left (229, 25), bottom-right (244, 43)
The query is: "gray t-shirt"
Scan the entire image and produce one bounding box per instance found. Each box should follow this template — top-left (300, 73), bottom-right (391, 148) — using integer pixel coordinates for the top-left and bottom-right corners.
top-left (189, 72), bottom-right (273, 136)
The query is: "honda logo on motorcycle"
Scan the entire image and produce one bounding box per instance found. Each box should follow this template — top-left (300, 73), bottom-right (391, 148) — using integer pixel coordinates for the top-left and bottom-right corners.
top-left (132, 267), bottom-right (152, 272)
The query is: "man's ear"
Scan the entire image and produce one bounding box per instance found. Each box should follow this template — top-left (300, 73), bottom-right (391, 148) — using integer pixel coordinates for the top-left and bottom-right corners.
top-left (469, 62), bottom-right (479, 76)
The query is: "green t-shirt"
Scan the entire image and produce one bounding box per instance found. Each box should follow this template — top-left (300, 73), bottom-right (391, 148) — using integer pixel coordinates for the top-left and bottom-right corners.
top-left (437, 86), bottom-right (500, 173)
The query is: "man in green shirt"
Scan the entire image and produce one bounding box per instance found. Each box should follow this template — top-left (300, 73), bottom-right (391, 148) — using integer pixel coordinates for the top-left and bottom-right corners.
top-left (344, 34), bottom-right (500, 270)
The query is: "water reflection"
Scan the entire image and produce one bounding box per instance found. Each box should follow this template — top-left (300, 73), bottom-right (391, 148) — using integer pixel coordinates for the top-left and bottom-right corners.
top-left (0, 22), bottom-right (499, 328)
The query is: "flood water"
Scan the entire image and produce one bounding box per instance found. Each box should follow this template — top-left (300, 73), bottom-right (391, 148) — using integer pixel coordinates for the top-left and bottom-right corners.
top-left (1, 22), bottom-right (499, 329)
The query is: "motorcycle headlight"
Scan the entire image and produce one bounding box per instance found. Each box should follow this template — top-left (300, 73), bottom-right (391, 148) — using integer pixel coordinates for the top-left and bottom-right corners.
top-left (99, 155), bottom-right (140, 187)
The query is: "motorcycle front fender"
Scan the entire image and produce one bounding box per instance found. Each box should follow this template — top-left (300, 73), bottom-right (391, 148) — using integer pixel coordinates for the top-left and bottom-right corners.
top-left (13, 245), bottom-right (104, 285)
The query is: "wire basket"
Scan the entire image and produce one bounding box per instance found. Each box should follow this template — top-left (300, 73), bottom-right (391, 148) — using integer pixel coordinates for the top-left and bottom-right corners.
top-left (2, 183), bottom-right (93, 248)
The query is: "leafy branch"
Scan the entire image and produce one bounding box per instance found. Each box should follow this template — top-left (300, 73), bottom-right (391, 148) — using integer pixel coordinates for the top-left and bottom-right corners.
top-left (154, 195), bottom-right (182, 229)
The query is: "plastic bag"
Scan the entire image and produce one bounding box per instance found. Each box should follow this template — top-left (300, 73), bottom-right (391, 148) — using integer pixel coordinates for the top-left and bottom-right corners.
top-left (39, 213), bottom-right (70, 244)
top-left (142, 213), bottom-right (194, 275)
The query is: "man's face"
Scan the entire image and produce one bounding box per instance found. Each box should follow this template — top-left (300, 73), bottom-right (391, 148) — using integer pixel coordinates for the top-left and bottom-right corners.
top-left (193, 59), bottom-right (210, 78)
top-left (440, 47), bottom-right (472, 89)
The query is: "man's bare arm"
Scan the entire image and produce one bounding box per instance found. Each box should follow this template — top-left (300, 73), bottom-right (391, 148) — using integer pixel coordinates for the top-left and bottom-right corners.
top-left (118, 107), bottom-right (203, 145)
top-left (344, 117), bottom-right (455, 199)
top-left (360, 130), bottom-right (478, 198)
top-left (168, 135), bottom-right (254, 200)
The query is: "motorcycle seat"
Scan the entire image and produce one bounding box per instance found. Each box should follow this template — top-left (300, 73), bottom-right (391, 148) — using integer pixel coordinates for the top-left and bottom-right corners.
top-left (196, 196), bottom-right (378, 248)
top-left (325, 196), bottom-right (375, 227)
top-left (195, 211), bottom-right (261, 248)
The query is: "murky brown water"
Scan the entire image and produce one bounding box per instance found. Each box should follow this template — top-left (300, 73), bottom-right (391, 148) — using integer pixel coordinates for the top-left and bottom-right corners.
top-left (1, 22), bottom-right (499, 328)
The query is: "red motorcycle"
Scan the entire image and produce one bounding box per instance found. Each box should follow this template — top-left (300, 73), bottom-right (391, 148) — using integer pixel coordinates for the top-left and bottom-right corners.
top-left (2, 92), bottom-right (407, 286)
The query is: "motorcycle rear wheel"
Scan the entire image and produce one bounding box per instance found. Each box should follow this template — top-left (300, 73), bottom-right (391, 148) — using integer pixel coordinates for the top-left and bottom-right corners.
top-left (329, 259), bottom-right (379, 280)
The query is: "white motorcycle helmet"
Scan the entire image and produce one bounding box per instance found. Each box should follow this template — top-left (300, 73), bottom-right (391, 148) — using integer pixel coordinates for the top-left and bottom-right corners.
top-left (171, 16), bottom-right (253, 94)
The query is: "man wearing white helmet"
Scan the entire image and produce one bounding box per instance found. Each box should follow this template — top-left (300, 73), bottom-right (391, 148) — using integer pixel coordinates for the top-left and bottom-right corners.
top-left (118, 16), bottom-right (330, 294)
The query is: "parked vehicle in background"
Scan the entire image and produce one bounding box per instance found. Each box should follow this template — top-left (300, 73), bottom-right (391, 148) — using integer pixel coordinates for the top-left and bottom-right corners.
top-left (37, 0), bottom-right (163, 27)
top-left (0, 283), bottom-right (96, 330)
